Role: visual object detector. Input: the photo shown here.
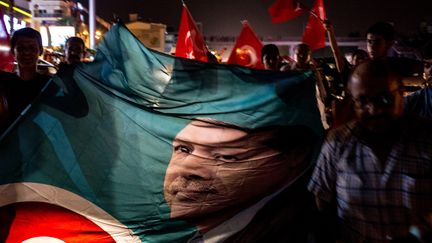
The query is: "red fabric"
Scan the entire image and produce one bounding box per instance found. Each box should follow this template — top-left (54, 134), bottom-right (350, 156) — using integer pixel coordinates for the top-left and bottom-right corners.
top-left (227, 21), bottom-right (264, 69)
top-left (175, 5), bottom-right (209, 62)
top-left (1, 202), bottom-right (115, 243)
top-left (301, 0), bottom-right (326, 51)
top-left (268, 0), bottom-right (307, 23)
top-left (0, 8), bottom-right (14, 72)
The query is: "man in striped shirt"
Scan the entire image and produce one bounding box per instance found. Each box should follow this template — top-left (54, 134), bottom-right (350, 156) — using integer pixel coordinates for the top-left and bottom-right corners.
top-left (309, 60), bottom-right (432, 242)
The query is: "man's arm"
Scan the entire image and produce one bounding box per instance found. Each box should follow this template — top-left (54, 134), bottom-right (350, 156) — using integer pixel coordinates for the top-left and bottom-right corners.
top-left (308, 133), bottom-right (340, 242)
top-left (324, 20), bottom-right (345, 74)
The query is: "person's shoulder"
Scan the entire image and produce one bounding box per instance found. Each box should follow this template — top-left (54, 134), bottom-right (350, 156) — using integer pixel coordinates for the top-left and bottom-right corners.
top-left (0, 71), bottom-right (20, 85)
top-left (325, 121), bottom-right (356, 144)
top-left (407, 117), bottom-right (432, 134)
top-left (35, 73), bottom-right (52, 83)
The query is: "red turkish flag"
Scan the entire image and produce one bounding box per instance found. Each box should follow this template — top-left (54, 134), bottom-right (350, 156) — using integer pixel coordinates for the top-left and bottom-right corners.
top-left (0, 202), bottom-right (115, 243)
top-left (227, 21), bottom-right (264, 69)
top-left (0, 8), bottom-right (14, 72)
top-left (268, 0), bottom-right (308, 23)
top-left (175, 4), bottom-right (209, 62)
top-left (301, 0), bottom-right (326, 51)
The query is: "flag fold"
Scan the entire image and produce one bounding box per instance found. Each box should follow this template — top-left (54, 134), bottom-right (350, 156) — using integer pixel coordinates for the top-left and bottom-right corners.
top-left (268, 0), bottom-right (308, 23)
top-left (302, 0), bottom-right (326, 51)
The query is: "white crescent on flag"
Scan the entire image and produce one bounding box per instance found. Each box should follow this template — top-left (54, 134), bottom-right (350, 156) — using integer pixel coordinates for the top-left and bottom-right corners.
top-left (0, 183), bottom-right (141, 243)
top-left (238, 45), bottom-right (258, 67)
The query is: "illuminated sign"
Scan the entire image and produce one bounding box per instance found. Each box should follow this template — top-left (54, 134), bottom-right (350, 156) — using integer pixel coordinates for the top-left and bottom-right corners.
top-left (40, 26), bottom-right (75, 47)
top-left (3, 15), bottom-right (28, 34)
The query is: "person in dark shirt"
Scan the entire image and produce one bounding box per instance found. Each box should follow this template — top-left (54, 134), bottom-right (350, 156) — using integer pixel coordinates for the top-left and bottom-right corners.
top-left (404, 42), bottom-right (432, 119)
top-left (0, 28), bottom-right (51, 134)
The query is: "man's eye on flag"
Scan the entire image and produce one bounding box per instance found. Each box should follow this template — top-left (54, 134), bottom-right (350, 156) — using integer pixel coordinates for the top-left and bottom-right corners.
top-left (175, 4), bottom-right (209, 62)
top-left (301, 0), bottom-right (327, 51)
top-left (227, 21), bottom-right (264, 69)
top-left (0, 8), bottom-right (14, 72)
top-left (268, 0), bottom-right (308, 24)
top-left (0, 22), bottom-right (324, 242)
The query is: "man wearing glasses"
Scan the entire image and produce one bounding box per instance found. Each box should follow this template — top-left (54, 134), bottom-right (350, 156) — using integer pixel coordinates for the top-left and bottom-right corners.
top-left (309, 60), bottom-right (432, 242)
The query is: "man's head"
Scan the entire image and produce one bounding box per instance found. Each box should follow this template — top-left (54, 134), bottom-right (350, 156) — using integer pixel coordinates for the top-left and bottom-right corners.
top-left (11, 27), bottom-right (43, 69)
top-left (294, 43), bottom-right (311, 68)
top-left (65, 37), bottom-right (85, 64)
top-left (366, 22), bottom-right (395, 60)
top-left (163, 119), bottom-right (313, 230)
top-left (351, 49), bottom-right (369, 67)
top-left (349, 60), bottom-right (404, 133)
top-left (261, 44), bottom-right (280, 71)
top-left (421, 41), bottom-right (432, 82)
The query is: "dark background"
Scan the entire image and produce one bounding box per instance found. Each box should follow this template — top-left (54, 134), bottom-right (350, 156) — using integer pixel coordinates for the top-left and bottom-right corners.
top-left (92, 0), bottom-right (432, 37)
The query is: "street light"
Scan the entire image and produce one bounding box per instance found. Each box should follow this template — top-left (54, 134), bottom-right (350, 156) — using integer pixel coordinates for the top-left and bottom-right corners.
top-left (89, 0), bottom-right (95, 49)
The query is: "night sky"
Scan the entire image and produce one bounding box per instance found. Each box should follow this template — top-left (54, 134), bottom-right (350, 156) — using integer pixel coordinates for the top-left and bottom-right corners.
top-left (93, 0), bottom-right (432, 38)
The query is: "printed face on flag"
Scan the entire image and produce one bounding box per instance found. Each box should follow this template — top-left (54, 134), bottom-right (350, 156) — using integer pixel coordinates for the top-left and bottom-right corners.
top-left (164, 119), bottom-right (313, 226)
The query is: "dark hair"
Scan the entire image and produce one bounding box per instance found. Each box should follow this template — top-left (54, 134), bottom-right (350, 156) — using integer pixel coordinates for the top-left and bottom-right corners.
top-left (261, 44), bottom-right (280, 60)
top-left (350, 59), bottom-right (402, 88)
top-left (10, 27), bottom-right (43, 55)
top-left (366, 22), bottom-right (395, 41)
top-left (65, 36), bottom-right (85, 49)
top-left (295, 43), bottom-right (311, 53)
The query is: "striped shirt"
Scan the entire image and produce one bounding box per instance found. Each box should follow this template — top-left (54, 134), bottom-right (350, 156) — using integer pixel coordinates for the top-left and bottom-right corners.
top-left (309, 119), bottom-right (432, 242)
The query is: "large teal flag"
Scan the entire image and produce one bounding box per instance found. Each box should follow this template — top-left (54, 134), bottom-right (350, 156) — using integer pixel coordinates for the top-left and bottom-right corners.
top-left (0, 24), bottom-right (323, 242)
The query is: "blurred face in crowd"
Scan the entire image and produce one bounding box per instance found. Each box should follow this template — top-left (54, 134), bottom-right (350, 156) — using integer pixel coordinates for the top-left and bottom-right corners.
top-left (294, 45), bottom-right (311, 67)
top-left (263, 53), bottom-right (280, 71)
top-left (65, 39), bottom-right (85, 64)
top-left (164, 120), bottom-right (310, 230)
top-left (366, 34), bottom-right (392, 60)
top-left (349, 62), bottom-right (404, 133)
top-left (423, 59), bottom-right (432, 82)
top-left (13, 37), bottom-right (41, 69)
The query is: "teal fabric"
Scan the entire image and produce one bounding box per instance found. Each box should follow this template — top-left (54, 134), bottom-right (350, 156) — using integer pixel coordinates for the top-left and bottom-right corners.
top-left (0, 24), bottom-right (324, 242)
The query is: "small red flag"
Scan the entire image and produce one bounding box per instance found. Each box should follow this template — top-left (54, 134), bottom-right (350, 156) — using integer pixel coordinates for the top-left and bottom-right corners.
top-left (175, 4), bottom-right (209, 62)
top-left (0, 8), bottom-right (14, 72)
top-left (301, 0), bottom-right (326, 51)
top-left (227, 21), bottom-right (264, 69)
top-left (268, 0), bottom-right (308, 23)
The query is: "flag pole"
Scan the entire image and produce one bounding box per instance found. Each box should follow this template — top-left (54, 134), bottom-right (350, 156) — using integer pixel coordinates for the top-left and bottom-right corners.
top-left (89, 0), bottom-right (96, 49)
top-left (308, 10), bottom-right (324, 23)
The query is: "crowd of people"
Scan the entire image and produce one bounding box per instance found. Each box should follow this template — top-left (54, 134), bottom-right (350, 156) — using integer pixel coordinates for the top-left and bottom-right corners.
top-left (0, 19), bottom-right (431, 242)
